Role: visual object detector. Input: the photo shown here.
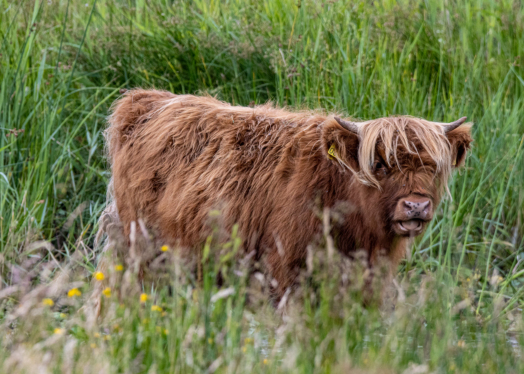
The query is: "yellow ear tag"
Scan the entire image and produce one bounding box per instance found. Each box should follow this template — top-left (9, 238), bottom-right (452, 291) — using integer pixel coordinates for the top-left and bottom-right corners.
top-left (328, 144), bottom-right (337, 159)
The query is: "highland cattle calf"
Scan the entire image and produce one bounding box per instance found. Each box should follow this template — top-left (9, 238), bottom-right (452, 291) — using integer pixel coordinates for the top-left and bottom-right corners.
top-left (103, 89), bottom-right (472, 301)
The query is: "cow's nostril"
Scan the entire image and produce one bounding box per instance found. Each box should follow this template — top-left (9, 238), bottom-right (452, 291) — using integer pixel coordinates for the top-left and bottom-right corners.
top-left (419, 200), bottom-right (430, 211)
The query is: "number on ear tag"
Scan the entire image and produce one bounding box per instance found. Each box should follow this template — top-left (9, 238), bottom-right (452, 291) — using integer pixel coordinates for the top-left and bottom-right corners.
top-left (328, 144), bottom-right (337, 159)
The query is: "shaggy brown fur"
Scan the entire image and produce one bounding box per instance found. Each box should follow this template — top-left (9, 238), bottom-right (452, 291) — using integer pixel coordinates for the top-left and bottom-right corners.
top-left (104, 89), bottom-right (473, 300)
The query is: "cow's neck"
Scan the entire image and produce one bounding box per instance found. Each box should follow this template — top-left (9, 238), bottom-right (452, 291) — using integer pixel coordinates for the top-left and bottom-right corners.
top-left (338, 209), bottom-right (408, 264)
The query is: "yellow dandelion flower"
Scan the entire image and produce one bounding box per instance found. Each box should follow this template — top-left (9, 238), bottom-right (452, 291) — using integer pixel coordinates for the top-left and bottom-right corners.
top-left (244, 337), bottom-right (253, 344)
top-left (54, 328), bottom-right (64, 335)
top-left (90, 343), bottom-right (97, 349)
top-left (102, 287), bottom-right (111, 298)
top-left (140, 293), bottom-right (148, 303)
top-left (151, 305), bottom-right (163, 312)
top-left (142, 318), bottom-right (150, 324)
top-left (163, 329), bottom-right (169, 335)
top-left (94, 332), bottom-right (101, 338)
top-left (242, 346), bottom-right (247, 353)
top-left (59, 313), bottom-right (67, 318)
top-left (93, 271), bottom-right (105, 281)
top-left (263, 358), bottom-right (268, 365)
top-left (114, 264), bottom-right (124, 271)
top-left (208, 338), bottom-right (213, 344)
top-left (42, 298), bottom-right (54, 306)
top-left (161, 245), bottom-right (169, 252)
top-left (103, 335), bottom-right (111, 341)
top-left (67, 288), bottom-right (81, 298)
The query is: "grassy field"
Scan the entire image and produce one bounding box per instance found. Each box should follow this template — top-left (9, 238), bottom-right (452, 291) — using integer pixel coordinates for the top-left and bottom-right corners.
top-left (1, 0), bottom-right (524, 372)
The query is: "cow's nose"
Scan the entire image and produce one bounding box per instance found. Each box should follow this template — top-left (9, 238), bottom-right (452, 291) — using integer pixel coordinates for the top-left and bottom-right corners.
top-left (403, 199), bottom-right (431, 219)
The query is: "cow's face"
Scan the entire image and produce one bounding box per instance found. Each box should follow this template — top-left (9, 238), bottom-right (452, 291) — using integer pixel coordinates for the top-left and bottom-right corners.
top-left (366, 137), bottom-right (444, 237)
top-left (322, 116), bottom-right (473, 238)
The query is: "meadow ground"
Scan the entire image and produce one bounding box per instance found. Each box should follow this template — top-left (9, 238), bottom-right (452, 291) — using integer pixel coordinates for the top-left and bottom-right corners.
top-left (1, 0), bottom-right (524, 372)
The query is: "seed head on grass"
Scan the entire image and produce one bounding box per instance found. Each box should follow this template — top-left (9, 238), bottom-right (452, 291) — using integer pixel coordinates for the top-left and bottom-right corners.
top-left (67, 288), bottom-right (81, 298)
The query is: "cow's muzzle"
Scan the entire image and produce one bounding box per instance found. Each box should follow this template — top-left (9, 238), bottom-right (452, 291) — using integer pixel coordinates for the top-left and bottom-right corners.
top-left (392, 196), bottom-right (433, 237)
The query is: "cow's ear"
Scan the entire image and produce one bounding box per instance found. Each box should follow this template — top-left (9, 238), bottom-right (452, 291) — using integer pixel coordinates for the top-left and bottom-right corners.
top-left (321, 117), bottom-right (360, 172)
top-left (446, 123), bottom-right (473, 168)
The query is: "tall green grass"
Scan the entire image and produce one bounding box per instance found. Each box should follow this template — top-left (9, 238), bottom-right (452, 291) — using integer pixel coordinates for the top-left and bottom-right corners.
top-left (1, 0), bottom-right (523, 373)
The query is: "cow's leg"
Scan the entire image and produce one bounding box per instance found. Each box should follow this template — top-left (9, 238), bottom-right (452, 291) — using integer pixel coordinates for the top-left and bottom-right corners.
top-left (366, 238), bottom-right (409, 307)
top-left (264, 248), bottom-right (302, 303)
top-left (362, 247), bottom-right (392, 307)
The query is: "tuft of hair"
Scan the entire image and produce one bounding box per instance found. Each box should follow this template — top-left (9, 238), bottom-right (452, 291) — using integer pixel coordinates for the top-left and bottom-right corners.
top-left (95, 178), bottom-right (120, 247)
top-left (105, 89), bottom-right (176, 165)
top-left (356, 116), bottom-right (452, 188)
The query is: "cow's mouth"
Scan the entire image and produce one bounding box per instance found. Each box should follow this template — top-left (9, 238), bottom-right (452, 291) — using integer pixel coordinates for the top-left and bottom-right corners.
top-left (395, 219), bottom-right (424, 236)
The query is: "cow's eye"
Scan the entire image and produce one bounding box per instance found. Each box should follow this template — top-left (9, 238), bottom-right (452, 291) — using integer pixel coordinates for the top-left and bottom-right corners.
top-left (374, 160), bottom-right (387, 175)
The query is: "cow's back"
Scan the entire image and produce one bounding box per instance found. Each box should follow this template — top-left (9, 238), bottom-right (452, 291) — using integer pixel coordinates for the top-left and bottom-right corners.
top-left (107, 89), bottom-right (326, 255)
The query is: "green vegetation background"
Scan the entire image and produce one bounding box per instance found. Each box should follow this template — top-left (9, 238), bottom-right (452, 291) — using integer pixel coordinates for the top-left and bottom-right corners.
top-left (0, 0), bottom-right (523, 373)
